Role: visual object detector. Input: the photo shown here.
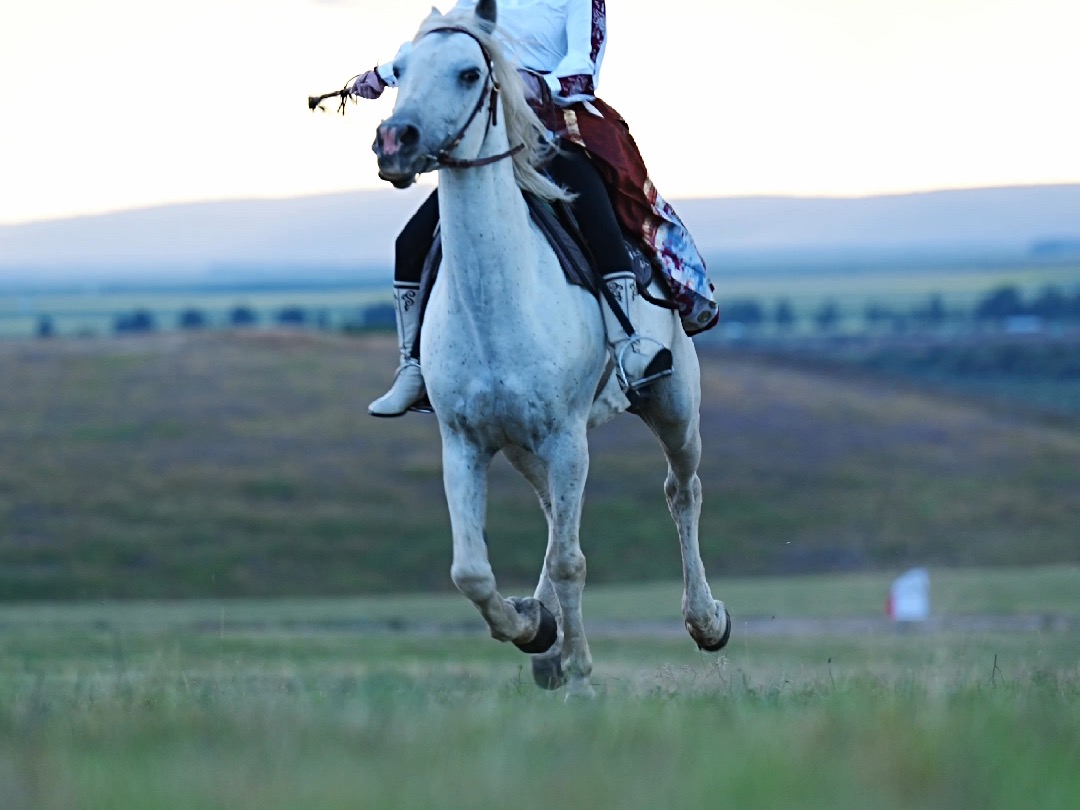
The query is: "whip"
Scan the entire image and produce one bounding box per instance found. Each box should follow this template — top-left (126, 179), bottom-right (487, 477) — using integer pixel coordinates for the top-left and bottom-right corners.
top-left (307, 75), bottom-right (363, 114)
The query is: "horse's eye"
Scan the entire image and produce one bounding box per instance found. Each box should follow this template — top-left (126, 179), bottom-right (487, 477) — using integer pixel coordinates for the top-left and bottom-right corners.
top-left (460, 68), bottom-right (481, 85)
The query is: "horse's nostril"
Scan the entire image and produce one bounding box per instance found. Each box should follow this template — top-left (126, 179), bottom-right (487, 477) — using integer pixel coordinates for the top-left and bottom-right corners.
top-left (399, 125), bottom-right (419, 147)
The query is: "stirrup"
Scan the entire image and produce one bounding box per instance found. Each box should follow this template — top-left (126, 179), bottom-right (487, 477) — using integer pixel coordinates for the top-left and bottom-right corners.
top-left (614, 335), bottom-right (674, 392)
top-left (407, 396), bottom-right (434, 415)
top-left (617, 337), bottom-right (673, 413)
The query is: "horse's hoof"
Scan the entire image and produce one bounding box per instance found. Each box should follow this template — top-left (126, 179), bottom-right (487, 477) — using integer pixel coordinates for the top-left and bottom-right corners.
top-left (531, 655), bottom-right (566, 690)
top-left (689, 607), bottom-right (732, 652)
top-left (564, 680), bottom-right (597, 701)
top-left (512, 600), bottom-right (558, 655)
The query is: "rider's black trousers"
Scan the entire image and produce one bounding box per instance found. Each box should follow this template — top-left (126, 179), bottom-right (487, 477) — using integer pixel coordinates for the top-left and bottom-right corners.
top-left (393, 143), bottom-right (630, 288)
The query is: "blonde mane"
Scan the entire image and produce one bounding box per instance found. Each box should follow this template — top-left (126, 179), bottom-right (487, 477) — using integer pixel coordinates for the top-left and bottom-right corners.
top-left (415, 9), bottom-right (573, 203)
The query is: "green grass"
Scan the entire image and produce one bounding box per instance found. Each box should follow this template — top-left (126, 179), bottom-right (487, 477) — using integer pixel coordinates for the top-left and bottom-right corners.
top-left (0, 564), bottom-right (1075, 633)
top-left (3, 271), bottom-right (1077, 807)
top-left (1, 584), bottom-right (1078, 810)
top-left (732, 333), bottom-right (1080, 420)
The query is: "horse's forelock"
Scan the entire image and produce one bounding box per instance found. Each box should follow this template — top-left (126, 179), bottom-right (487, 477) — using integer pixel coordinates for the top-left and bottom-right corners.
top-left (413, 10), bottom-right (572, 203)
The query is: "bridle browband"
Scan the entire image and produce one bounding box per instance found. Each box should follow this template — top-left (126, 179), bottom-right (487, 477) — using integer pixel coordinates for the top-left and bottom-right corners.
top-left (422, 25), bottom-right (525, 170)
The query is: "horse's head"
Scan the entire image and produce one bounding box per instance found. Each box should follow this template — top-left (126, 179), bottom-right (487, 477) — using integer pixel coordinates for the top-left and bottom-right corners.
top-left (373, 0), bottom-right (503, 188)
top-left (371, 1), bottom-right (569, 202)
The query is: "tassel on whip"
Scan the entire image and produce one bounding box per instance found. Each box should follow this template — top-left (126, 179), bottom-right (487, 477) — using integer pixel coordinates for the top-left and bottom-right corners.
top-left (307, 75), bottom-right (363, 114)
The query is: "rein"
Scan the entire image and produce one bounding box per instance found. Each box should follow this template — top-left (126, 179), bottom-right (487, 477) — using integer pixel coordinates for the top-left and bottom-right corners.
top-left (422, 25), bottom-right (525, 170)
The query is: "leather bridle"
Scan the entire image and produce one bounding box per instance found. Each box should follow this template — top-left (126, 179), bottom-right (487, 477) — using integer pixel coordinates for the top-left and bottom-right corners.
top-left (422, 26), bottom-right (525, 169)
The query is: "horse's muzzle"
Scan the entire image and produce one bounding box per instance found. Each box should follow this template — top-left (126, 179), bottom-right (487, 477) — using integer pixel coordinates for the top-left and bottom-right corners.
top-left (373, 118), bottom-right (425, 188)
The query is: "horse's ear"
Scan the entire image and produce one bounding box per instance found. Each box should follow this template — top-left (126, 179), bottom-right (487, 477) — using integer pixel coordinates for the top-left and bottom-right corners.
top-left (475, 0), bottom-right (497, 32)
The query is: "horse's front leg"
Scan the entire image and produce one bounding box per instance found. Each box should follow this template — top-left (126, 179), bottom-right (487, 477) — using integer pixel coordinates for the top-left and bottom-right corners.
top-left (503, 446), bottom-right (566, 691)
top-left (541, 429), bottom-right (595, 699)
top-left (442, 432), bottom-right (557, 652)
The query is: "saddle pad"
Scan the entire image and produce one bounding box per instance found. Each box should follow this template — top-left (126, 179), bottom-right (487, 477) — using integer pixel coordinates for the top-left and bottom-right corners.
top-left (417, 193), bottom-right (601, 299)
top-left (524, 194), bottom-right (599, 295)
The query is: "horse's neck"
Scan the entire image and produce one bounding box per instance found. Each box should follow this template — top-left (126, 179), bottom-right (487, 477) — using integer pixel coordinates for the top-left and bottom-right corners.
top-left (437, 162), bottom-right (547, 322)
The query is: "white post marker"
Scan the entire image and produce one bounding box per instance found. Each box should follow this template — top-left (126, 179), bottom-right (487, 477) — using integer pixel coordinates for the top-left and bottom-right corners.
top-left (887, 568), bottom-right (931, 622)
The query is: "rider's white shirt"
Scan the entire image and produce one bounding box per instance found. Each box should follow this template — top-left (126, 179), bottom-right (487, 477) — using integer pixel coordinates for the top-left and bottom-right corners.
top-left (377, 0), bottom-right (606, 105)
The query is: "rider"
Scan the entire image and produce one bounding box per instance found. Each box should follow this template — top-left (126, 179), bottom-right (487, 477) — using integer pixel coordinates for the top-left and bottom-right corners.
top-left (351, 0), bottom-right (719, 416)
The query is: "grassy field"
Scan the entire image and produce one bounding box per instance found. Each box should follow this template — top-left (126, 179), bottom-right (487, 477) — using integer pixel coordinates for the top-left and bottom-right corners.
top-left (2, 268), bottom-right (1077, 808)
top-left (728, 331), bottom-right (1080, 421)
top-left (1, 573), bottom-right (1078, 810)
top-left (0, 330), bottom-right (1078, 599)
top-left (2, 273), bottom-right (1077, 808)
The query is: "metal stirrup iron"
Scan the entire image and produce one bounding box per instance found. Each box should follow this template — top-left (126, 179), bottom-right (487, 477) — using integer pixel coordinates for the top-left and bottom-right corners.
top-left (597, 275), bottom-right (673, 396)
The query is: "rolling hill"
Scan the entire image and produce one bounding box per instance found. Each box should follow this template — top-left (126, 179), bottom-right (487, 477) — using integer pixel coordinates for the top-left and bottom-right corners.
top-left (0, 330), bottom-right (1076, 599)
top-left (2, 184), bottom-right (1079, 285)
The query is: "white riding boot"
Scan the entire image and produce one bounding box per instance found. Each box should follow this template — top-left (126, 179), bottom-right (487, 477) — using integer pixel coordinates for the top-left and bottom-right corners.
top-left (368, 282), bottom-right (428, 417)
top-left (601, 271), bottom-right (673, 405)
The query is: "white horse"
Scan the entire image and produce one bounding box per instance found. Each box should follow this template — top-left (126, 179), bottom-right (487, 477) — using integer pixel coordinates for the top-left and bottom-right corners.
top-left (372, 0), bottom-right (729, 698)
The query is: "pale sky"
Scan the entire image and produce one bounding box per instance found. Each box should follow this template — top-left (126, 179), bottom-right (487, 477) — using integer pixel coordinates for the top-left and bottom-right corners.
top-left (2, 0), bottom-right (1078, 225)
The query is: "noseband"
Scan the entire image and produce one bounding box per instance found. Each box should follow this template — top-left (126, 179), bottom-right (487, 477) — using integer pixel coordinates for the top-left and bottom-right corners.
top-left (422, 26), bottom-right (525, 169)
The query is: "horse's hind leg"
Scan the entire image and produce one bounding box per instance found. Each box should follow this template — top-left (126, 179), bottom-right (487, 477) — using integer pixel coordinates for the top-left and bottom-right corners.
top-left (504, 446), bottom-right (567, 691)
top-left (642, 371), bottom-right (731, 652)
top-left (664, 428), bottom-right (730, 650)
top-left (441, 433), bottom-right (555, 652)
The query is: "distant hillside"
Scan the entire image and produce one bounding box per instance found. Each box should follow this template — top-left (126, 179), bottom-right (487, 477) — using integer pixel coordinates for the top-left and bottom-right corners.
top-left (0, 186), bottom-right (436, 283)
top-left (678, 184), bottom-right (1080, 265)
top-left (2, 184), bottom-right (1079, 284)
top-left (0, 331), bottom-right (1076, 599)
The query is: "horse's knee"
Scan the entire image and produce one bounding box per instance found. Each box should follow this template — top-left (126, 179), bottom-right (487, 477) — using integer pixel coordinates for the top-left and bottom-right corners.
top-left (665, 472), bottom-right (701, 506)
top-left (664, 474), bottom-right (677, 501)
top-left (450, 564), bottom-right (496, 602)
top-left (548, 549), bottom-right (586, 584)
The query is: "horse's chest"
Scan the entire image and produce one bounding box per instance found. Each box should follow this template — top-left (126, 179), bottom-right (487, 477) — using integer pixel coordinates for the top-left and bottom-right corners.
top-left (429, 370), bottom-right (566, 448)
